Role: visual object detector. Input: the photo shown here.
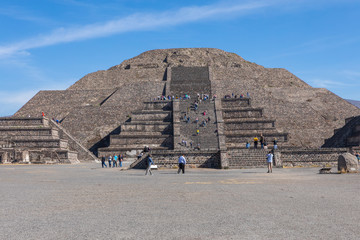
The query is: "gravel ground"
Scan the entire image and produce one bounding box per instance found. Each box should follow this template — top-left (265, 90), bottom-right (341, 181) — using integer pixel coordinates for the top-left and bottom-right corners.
top-left (0, 164), bottom-right (359, 240)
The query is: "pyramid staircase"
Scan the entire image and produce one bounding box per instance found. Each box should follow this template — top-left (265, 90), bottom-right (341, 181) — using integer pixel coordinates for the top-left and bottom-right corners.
top-left (222, 98), bottom-right (288, 149)
top-left (323, 115), bottom-right (360, 148)
top-left (98, 100), bottom-right (174, 157)
top-left (0, 117), bottom-right (78, 164)
top-left (177, 97), bottom-right (218, 150)
top-left (219, 97), bottom-right (288, 168)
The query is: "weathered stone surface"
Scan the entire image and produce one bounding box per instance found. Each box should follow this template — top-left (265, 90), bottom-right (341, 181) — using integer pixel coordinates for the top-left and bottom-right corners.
top-left (10, 48), bottom-right (360, 162)
top-left (338, 153), bottom-right (359, 173)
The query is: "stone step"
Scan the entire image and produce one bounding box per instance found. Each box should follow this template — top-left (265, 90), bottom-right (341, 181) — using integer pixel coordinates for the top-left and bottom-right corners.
top-left (11, 139), bottom-right (69, 149)
top-left (0, 117), bottom-right (48, 127)
top-left (0, 135), bottom-right (57, 141)
top-left (221, 98), bottom-right (251, 108)
top-left (121, 123), bottom-right (172, 133)
top-left (225, 121), bottom-right (275, 130)
top-left (109, 134), bottom-right (172, 146)
top-left (224, 129), bottom-right (283, 135)
top-left (119, 132), bottom-right (168, 136)
top-left (143, 101), bottom-right (172, 110)
top-left (98, 146), bottom-right (171, 157)
top-left (227, 149), bottom-right (270, 168)
top-left (222, 108), bottom-right (263, 119)
top-left (225, 133), bottom-right (288, 143)
top-left (224, 118), bottom-right (274, 123)
top-left (0, 127), bottom-right (59, 137)
top-left (131, 111), bottom-right (172, 122)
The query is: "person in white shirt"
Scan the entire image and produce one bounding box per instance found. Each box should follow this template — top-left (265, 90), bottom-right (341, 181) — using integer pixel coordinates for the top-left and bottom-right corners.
top-left (178, 155), bottom-right (186, 174)
top-left (266, 151), bottom-right (273, 173)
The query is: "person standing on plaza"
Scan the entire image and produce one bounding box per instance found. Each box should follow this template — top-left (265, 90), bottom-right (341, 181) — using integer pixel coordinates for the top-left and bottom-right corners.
top-left (108, 155), bottom-right (112, 168)
top-left (266, 151), bottom-right (273, 173)
top-left (101, 156), bottom-right (107, 168)
top-left (113, 154), bottom-right (118, 168)
top-left (119, 154), bottom-right (123, 167)
top-left (145, 154), bottom-right (154, 176)
top-left (178, 155), bottom-right (186, 174)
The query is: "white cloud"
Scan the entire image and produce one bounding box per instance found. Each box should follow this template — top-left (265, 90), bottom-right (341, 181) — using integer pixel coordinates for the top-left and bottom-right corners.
top-left (0, 1), bottom-right (274, 58)
top-left (309, 79), bottom-right (352, 88)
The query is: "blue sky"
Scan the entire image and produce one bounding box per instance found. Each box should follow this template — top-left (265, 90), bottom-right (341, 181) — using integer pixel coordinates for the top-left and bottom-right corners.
top-left (0, 0), bottom-right (359, 116)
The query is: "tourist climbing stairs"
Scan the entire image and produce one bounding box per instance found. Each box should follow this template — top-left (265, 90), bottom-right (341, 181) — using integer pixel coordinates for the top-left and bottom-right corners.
top-left (177, 97), bottom-right (218, 150)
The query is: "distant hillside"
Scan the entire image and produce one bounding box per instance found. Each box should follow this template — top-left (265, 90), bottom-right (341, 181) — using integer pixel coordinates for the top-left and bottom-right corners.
top-left (346, 99), bottom-right (360, 108)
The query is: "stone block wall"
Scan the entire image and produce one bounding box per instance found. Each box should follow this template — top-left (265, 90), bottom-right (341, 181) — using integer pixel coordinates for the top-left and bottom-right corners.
top-left (279, 148), bottom-right (348, 167)
top-left (131, 150), bottom-right (221, 169)
top-left (170, 66), bottom-right (211, 96)
top-left (227, 149), bottom-right (269, 168)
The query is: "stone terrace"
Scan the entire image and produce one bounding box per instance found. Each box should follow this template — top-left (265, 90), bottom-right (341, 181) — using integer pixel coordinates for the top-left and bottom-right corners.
top-left (98, 100), bottom-right (174, 157)
top-left (323, 116), bottom-right (360, 148)
top-left (221, 97), bottom-right (288, 149)
top-left (0, 117), bottom-right (78, 164)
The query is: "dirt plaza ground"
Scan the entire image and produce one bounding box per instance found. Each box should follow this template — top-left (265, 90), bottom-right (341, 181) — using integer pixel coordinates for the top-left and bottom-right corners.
top-left (0, 164), bottom-right (359, 240)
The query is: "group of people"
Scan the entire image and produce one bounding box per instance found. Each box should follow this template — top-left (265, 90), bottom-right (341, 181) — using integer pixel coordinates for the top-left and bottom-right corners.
top-left (180, 139), bottom-right (201, 150)
top-left (224, 92), bottom-right (250, 99)
top-left (246, 135), bottom-right (278, 150)
top-left (101, 154), bottom-right (124, 168)
top-left (145, 154), bottom-right (187, 175)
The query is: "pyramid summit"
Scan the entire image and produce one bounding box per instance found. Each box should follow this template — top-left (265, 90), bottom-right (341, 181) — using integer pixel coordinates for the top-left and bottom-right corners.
top-left (2, 48), bottom-right (359, 165)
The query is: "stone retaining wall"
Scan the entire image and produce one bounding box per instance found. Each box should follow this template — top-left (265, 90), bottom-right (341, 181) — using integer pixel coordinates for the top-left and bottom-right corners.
top-left (131, 150), bottom-right (221, 169)
top-left (278, 148), bottom-right (348, 167)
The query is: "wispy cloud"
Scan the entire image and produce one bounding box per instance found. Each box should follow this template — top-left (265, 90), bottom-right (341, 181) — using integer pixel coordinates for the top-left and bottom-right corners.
top-left (342, 70), bottom-right (360, 79)
top-left (0, 6), bottom-right (52, 24)
top-left (309, 79), bottom-right (352, 88)
top-left (0, 1), bottom-right (274, 58)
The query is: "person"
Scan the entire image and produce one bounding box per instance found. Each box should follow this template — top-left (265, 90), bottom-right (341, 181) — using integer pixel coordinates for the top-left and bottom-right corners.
top-left (178, 155), bottom-right (186, 174)
top-left (196, 129), bottom-right (199, 135)
top-left (246, 142), bottom-right (250, 149)
top-left (143, 145), bottom-right (150, 153)
top-left (107, 155), bottom-right (112, 168)
top-left (119, 154), bottom-right (123, 167)
top-left (113, 154), bottom-right (118, 168)
top-left (356, 152), bottom-right (360, 162)
top-left (266, 151), bottom-right (273, 173)
top-left (137, 152), bottom-right (143, 160)
top-left (145, 154), bottom-right (154, 176)
top-left (101, 156), bottom-right (107, 168)
top-left (273, 138), bottom-right (278, 150)
top-left (254, 137), bottom-right (259, 149)
top-left (260, 134), bottom-right (265, 149)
